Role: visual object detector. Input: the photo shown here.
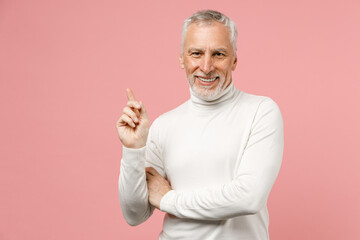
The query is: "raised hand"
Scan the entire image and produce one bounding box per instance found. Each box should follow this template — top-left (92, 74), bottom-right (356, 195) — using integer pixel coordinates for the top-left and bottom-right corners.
top-left (116, 88), bottom-right (150, 149)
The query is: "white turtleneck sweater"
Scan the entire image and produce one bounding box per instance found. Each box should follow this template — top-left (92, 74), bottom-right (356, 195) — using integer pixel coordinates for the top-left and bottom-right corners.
top-left (118, 82), bottom-right (284, 240)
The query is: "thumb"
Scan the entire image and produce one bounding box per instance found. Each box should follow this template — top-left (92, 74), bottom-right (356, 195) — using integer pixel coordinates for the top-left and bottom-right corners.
top-left (139, 101), bottom-right (148, 118)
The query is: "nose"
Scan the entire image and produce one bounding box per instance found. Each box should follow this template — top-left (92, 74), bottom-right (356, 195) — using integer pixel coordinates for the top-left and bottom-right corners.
top-left (199, 53), bottom-right (214, 74)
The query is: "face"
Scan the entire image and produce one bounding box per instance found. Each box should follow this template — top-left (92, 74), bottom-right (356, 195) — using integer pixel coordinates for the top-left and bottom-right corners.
top-left (179, 21), bottom-right (237, 100)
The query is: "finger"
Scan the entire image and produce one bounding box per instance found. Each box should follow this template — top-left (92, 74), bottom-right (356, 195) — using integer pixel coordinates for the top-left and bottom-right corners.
top-left (127, 100), bottom-right (141, 117)
top-left (127, 100), bottom-right (141, 110)
top-left (122, 106), bottom-right (139, 123)
top-left (117, 115), bottom-right (126, 127)
top-left (145, 167), bottom-right (156, 176)
top-left (145, 167), bottom-right (154, 175)
top-left (145, 167), bottom-right (159, 176)
top-left (139, 101), bottom-right (148, 118)
top-left (119, 114), bottom-right (136, 128)
top-left (126, 88), bottom-right (136, 101)
top-left (146, 171), bottom-right (153, 180)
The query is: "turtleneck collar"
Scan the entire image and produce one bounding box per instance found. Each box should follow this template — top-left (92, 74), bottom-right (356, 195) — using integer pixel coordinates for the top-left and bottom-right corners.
top-left (189, 81), bottom-right (238, 112)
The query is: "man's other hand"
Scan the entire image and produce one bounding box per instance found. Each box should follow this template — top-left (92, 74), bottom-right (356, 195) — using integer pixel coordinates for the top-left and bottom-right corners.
top-left (146, 167), bottom-right (172, 209)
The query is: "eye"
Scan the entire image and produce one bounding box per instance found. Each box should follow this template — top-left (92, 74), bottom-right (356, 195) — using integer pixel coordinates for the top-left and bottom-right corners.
top-left (191, 52), bottom-right (200, 56)
top-left (214, 52), bottom-right (225, 57)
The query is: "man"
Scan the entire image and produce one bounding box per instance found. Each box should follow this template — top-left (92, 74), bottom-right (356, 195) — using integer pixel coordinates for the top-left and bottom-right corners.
top-left (116, 10), bottom-right (284, 240)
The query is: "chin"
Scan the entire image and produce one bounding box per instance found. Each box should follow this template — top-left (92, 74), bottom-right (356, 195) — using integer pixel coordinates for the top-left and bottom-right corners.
top-left (188, 76), bottom-right (226, 100)
top-left (192, 85), bottom-right (223, 100)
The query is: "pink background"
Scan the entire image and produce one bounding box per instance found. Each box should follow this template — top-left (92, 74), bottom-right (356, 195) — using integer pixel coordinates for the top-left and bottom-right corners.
top-left (1, 0), bottom-right (359, 239)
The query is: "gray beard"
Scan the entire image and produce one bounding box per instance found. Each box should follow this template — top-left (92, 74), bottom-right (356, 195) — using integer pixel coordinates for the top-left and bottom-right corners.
top-left (189, 77), bottom-right (226, 101)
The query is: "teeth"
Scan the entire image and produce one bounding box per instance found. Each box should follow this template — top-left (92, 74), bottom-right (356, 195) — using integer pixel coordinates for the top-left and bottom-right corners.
top-left (198, 77), bottom-right (217, 82)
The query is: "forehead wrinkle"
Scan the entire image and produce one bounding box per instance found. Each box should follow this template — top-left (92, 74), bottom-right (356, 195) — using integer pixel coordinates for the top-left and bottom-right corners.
top-left (187, 47), bottom-right (229, 53)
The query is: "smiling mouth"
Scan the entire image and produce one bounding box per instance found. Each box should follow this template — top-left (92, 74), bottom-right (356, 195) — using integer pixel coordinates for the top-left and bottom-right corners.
top-left (196, 76), bottom-right (218, 82)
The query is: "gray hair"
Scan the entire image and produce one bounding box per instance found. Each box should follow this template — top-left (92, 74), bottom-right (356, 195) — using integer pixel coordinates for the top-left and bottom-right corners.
top-left (181, 10), bottom-right (238, 56)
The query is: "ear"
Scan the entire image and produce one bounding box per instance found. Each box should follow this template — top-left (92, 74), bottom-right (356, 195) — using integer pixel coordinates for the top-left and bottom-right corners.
top-left (231, 54), bottom-right (238, 71)
top-left (179, 53), bottom-right (184, 69)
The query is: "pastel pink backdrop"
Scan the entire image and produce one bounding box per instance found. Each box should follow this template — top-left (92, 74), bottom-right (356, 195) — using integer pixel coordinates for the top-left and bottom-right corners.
top-left (0, 0), bottom-right (359, 239)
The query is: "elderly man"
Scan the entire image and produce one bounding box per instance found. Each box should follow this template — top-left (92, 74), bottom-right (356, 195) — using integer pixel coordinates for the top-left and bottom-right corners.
top-left (116, 10), bottom-right (284, 240)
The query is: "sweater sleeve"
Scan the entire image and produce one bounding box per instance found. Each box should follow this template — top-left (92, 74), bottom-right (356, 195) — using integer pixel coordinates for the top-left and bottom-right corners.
top-left (159, 98), bottom-right (284, 220)
top-left (118, 118), bottom-right (164, 226)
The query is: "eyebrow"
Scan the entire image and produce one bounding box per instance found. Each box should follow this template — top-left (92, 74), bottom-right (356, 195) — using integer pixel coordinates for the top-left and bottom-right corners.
top-left (187, 48), bottom-right (202, 53)
top-left (213, 48), bottom-right (228, 53)
top-left (187, 48), bottom-right (229, 54)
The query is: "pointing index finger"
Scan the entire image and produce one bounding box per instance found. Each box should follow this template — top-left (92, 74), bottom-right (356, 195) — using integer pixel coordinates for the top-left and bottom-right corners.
top-left (126, 88), bottom-right (136, 101)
